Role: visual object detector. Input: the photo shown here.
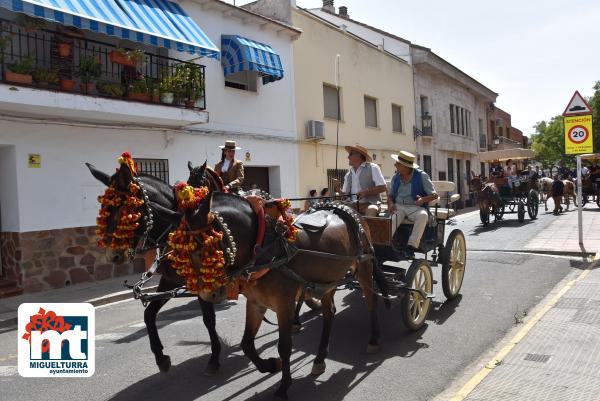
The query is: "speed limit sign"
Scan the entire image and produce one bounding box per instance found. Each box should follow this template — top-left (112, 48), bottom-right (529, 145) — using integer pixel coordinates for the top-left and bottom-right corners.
top-left (564, 115), bottom-right (593, 154)
top-left (568, 125), bottom-right (589, 144)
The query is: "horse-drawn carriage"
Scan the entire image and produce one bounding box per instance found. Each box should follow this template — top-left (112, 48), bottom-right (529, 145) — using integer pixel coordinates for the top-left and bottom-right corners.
top-left (580, 153), bottom-right (600, 207)
top-left (474, 148), bottom-right (539, 226)
top-left (361, 180), bottom-right (466, 331)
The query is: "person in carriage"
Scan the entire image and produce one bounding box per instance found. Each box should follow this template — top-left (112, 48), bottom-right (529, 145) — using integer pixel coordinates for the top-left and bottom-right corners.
top-left (338, 144), bottom-right (387, 217)
top-left (387, 151), bottom-right (439, 258)
top-left (214, 140), bottom-right (244, 193)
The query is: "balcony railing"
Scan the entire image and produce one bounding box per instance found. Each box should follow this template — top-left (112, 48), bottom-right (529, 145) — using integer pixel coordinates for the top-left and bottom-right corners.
top-left (0, 19), bottom-right (206, 110)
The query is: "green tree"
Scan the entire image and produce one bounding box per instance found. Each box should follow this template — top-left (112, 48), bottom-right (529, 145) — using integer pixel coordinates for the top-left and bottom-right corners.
top-left (531, 116), bottom-right (575, 168)
top-left (589, 81), bottom-right (600, 152)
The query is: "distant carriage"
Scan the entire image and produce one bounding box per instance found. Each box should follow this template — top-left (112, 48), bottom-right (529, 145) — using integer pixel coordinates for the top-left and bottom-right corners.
top-left (474, 148), bottom-right (539, 226)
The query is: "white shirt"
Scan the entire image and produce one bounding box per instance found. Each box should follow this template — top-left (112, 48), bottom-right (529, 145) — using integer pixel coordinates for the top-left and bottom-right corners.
top-left (342, 162), bottom-right (386, 201)
top-left (582, 166), bottom-right (590, 176)
top-left (221, 158), bottom-right (231, 173)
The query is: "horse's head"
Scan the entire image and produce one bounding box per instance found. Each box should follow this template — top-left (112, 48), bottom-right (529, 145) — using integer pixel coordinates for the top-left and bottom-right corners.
top-left (87, 153), bottom-right (179, 265)
top-left (187, 161), bottom-right (225, 192)
top-left (470, 175), bottom-right (484, 192)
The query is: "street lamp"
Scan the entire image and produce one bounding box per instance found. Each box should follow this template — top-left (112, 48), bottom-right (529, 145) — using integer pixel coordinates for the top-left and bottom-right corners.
top-left (421, 113), bottom-right (432, 136)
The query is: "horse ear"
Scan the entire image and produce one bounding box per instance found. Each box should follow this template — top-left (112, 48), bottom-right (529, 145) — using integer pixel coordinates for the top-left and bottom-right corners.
top-left (201, 160), bottom-right (207, 169)
top-left (85, 163), bottom-right (111, 186)
top-left (116, 163), bottom-right (133, 189)
top-left (188, 161), bottom-right (194, 172)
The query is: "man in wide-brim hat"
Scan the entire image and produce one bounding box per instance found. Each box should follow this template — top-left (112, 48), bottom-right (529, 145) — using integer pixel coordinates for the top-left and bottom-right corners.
top-left (388, 150), bottom-right (438, 257)
top-left (338, 144), bottom-right (386, 217)
top-left (215, 140), bottom-right (244, 192)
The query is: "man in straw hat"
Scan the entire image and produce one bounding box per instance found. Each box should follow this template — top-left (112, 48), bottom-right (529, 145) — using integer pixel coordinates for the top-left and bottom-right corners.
top-left (215, 140), bottom-right (244, 192)
top-left (388, 150), bottom-right (438, 257)
top-left (338, 144), bottom-right (386, 216)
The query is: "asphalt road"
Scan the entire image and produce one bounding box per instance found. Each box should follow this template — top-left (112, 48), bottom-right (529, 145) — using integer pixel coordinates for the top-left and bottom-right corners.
top-left (0, 210), bottom-right (588, 401)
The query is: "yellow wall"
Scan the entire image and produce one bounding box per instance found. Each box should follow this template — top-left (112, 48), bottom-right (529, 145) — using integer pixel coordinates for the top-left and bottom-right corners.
top-left (292, 9), bottom-right (416, 198)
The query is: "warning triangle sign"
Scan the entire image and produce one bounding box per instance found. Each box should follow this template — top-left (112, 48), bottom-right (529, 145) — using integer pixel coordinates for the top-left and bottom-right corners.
top-left (562, 90), bottom-right (593, 116)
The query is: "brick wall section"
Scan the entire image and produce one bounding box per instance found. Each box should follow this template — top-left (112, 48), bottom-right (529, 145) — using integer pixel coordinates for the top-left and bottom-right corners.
top-left (1, 226), bottom-right (145, 293)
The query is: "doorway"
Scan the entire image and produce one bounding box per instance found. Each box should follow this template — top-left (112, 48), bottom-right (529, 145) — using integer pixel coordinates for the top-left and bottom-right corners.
top-left (243, 167), bottom-right (270, 192)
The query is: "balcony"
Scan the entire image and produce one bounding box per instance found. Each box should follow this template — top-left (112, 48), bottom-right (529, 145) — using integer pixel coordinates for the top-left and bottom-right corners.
top-left (0, 19), bottom-right (208, 127)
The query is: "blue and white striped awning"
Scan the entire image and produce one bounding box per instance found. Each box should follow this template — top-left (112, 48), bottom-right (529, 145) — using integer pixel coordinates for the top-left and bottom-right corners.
top-left (221, 35), bottom-right (283, 85)
top-left (0, 0), bottom-right (219, 58)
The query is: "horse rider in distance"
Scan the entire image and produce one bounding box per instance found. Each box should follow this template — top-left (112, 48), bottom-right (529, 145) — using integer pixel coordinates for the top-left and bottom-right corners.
top-left (336, 144), bottom-right (387, 217)
top-left (215, 140), bottom-right (244, 193)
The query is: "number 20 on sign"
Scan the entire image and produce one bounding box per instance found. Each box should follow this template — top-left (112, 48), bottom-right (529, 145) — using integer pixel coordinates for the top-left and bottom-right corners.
top-left (564, 115), bottom-right (594, 154)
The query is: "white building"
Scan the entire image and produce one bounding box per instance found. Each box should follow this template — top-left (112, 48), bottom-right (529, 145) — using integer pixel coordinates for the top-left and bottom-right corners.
top-left (0, 0), bottom-right (300, 292)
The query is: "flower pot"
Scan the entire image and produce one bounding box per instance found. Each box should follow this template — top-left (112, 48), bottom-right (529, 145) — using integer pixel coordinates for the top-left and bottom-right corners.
top-left (80, 83), bottom-right (94, 95)
top-left (109, 51), bottom-right (137, 68)
top-left (160, 92), bottom-right (174, 104)
top-left (128, 92), bottom-right (151, 102)
top-left (184, 100), bottom-right (195, 109)
top-left (57, 42), bottom-right (72, 58)
top-left (5, 70), bottom-right (33, 85)
top-left (152, 94), bottom-right (160, 103)
top-left (60, 79), bottom-right (75, 92)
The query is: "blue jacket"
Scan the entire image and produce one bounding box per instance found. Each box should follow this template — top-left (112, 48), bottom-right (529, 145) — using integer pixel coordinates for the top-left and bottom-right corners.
top-left (390, 169), bottom-right (428, 207)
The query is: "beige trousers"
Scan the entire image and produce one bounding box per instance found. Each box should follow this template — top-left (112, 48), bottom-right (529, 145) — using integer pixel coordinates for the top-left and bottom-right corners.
top-left (355, 203), bottom-right (380, 217)
top-left (392, 205), bottom-right (429, 248)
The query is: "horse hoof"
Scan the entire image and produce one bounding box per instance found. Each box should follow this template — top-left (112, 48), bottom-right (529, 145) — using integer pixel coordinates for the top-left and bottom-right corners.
top-left (204, 363), bottom-right (220, 376)
top-left (366, 344), bottom-right (380, 354)
top-left (292, 323), bottom-right (302, 333)
top-left (311, 362), bottom-right (326, 376)
top-left (274, 387), bottom-right (288, 400)
top-left (157, 355), bottom-right (171, 373)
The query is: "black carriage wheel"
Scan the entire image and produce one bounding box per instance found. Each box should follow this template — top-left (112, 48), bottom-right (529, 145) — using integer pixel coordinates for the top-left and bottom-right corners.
top-left (441, 229), bottom-right (466, 300)
top-left (401, 259), bottom-right (433, 331)
top-left (304, 297), bottom-right (322, 311)
top-left (527, 190), bottom-right (539, 219)
top-left (518, 203), bottom-right (525, 222)
top-left (479, 207), bottom-right (489, 226)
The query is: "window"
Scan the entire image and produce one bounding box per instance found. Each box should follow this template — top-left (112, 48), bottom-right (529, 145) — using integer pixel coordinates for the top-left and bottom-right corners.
top-left (423, 155), bottom-right (432, 177)
top-left (450, 104), bottom-right (472, 135)
top-left (225, 70), bottom-right (258, 92)
top-left (448, 158), bottom-right (454, 183)
top-left (135, 158), bottom-right (169, 183)
top-left (439, 171), bottom-right (447, 181)
top-left (364, 96), bottom-right (378, 128)
top-left (392, 104), bottom-right (403, 133)
top-left (479, 119), bottom-right (486, 148)
top-left (456, 159), bottom-right (462, 194)
top-left (323, 84), bottom-right (341, 120)
top-left (466, 160), bottom-right (471, 182)
top-left (480, 162), bottom-right (486, 177)
top-left (450, 105), bottom-right (455, 133)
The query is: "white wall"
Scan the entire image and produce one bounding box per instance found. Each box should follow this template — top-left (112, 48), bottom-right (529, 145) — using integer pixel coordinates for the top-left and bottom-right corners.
top-left (0, 120), bottom-right (298, 232)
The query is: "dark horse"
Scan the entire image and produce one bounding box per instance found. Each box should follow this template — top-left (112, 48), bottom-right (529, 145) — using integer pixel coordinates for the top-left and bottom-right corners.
top-left (86, 160), bottom-right (226, 375)
top-left (471, 175), bottom-right (503, 225)
top-left (179, 186), bottom-right (389, 399)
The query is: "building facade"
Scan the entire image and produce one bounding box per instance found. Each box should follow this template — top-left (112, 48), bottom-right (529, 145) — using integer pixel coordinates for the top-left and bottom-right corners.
top-left (0, 0), bottom-right (300, 292)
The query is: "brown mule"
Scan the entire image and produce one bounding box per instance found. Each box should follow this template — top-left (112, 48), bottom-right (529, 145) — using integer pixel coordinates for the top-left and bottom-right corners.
top-left (183, 191), bottom-right (386, 399)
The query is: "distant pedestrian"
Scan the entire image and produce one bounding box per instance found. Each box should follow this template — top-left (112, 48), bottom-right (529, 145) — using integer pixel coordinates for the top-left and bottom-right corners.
top-left (304, 189), bottom-right (318, 211)
top-left (320, 187), bottom-right (331, 197)
top-left (551, 175), bottom-right (564, 215)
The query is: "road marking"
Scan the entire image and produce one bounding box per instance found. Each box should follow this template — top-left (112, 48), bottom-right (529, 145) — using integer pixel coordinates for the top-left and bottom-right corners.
top-left (0, 354), bottom-right (17, 363)
top-left (449, 251), bottom-right (599, 401)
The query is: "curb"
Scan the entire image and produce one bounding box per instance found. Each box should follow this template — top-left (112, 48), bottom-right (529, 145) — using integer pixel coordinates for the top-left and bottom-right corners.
top-left (0, 285), bottom-right (158, 331)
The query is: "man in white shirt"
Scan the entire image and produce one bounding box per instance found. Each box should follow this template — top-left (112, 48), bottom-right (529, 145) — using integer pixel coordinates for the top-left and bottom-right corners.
top-left (339, 144), bottom-right (386, 217)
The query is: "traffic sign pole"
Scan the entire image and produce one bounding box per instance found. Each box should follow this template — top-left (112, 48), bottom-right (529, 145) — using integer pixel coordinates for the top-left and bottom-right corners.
top-left (577, 155), bottom-right (583, 246)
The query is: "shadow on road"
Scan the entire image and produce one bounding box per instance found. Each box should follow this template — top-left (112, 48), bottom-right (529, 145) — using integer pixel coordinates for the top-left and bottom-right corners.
top-left (469, 219), bottom-right (535, 236)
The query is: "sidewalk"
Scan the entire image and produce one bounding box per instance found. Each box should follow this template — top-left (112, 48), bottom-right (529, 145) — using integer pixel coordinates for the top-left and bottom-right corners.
top-left (0, 272), bottom-right (159, 330)
top-left (450, 253), bottom-right (600, 401)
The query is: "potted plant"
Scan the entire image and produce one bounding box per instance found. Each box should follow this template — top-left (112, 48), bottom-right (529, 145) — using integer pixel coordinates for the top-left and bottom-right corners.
top-left (96, 81), bottom-right (124, 98)
top-left (127, 75), bottom-right (150, 102)
top-left (60, 76), bottom-right (76, 91)
top-left (159, 75), bottom-right (176, 104)
top-left (32, 67), bottom-right (59, 88)
top-left (0, 34), bottom-right (10, 61)
top-left (56, 38), bottom-right (73, 58)
top-left (109, 48), bottom-right (144, 68)
top-left (176, 63), bottom-right (204, 109)
top-left (16, 14), bottom-right (46, 33)
top-left (76, 55), bottom-right (102, 94)
top-left (5, 55), bottom-right (34, 85)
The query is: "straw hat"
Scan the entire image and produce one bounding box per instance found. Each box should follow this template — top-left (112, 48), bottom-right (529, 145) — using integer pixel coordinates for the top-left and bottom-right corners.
top-left (219, 140), bottom-right (241, 150)
top-left (344, 144), bottom-right (372, 162)
top-left (391, 151), bottom-right (419, 169)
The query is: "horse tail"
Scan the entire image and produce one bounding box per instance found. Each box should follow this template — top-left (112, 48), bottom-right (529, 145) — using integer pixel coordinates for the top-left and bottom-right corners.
top-left (372, 260), bottom-right (391, 309)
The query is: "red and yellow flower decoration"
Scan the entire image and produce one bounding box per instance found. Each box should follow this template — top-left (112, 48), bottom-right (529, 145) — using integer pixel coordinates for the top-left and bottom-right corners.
top-left (274, 198), bottom-right (298, 243)
top-left (168, 183), bottom-right (227, 294)
top-left (96, 152), bottom-right (144, 250)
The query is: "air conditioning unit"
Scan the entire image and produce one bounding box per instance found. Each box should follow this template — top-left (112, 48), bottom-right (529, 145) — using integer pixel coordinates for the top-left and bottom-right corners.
top-left (306, 120), bottom-right (325, 141)
top-left (495, 117), bottom-right (504, 127)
